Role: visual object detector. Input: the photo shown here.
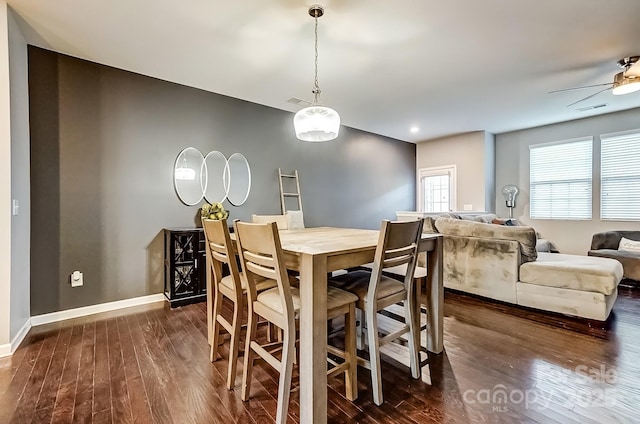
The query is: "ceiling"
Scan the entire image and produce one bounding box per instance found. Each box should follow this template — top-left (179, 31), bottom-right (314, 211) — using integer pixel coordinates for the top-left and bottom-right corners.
top-left (7, 0), bottom-right (640, 142)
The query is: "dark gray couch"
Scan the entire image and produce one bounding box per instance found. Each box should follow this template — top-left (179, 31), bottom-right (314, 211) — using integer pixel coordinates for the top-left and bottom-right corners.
top-left (588, 231), bottom-right (640, 281)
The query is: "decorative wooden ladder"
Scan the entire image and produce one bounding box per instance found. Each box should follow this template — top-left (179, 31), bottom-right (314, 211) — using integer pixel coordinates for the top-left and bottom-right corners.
top-left (278, 169), bottom-right (303, 214)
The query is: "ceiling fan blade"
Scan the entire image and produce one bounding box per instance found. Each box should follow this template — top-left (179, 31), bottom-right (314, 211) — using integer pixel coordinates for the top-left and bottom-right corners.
top-left (566, 87), bottom-right (612, 107)
top-left (548, 83), bottom-right (613, 94)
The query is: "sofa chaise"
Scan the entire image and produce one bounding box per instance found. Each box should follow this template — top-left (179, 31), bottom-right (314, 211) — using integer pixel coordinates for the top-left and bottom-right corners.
top-left (434, 217), bottom-right (623, 321)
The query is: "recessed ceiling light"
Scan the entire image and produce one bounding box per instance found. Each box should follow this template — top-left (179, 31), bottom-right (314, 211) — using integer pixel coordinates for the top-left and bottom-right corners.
top-left (410, 126), bottom-right (419, 133)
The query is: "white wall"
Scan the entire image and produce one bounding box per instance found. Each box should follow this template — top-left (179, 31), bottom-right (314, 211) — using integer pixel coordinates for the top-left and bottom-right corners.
top-left (416, 131), bottom-right (495, 212)
top-left (496, 107), bottom-right (640, 254)
top-left (0, 1), bottom-right (12, 349)
top-left (8, 7), bottom-right (30, 341)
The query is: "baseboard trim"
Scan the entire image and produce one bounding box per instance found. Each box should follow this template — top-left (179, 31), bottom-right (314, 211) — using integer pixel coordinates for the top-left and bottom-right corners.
top-left (30, 293), bottom-right (165, 327)
top-left (0, 318), bottom-right (32, 358)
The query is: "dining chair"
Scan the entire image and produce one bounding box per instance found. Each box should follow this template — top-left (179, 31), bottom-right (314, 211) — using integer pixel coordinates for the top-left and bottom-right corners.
top-left (251, 214), bottom-right (289, 230)
top-left (234, 220), bottom-right (359, 424)
top-left (201, 218), bottom-right (277, 390)
top-left (329, 219), bottom-right (424, 406)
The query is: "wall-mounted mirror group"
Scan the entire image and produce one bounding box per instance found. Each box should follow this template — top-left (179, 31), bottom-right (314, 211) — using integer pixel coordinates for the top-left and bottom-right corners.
top-left (173, 148), bottom-right (251, 207)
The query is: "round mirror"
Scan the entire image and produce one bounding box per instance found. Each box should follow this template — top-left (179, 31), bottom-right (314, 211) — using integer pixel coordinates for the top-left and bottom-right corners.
top-left (226, 153), bottom-right (251, 206)
top-left (203, 151), bottom-right (228, 204)
top-left (174, 147), bottom-right (205, 206)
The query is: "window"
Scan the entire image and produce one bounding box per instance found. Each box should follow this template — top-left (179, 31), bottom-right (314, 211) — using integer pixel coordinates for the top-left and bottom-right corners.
top-left (418, 165), bottom-right (456, 213)
top-left (529, 137), bottom-right (592, 220)
top-left (601, 129), bottom-right (640, 220)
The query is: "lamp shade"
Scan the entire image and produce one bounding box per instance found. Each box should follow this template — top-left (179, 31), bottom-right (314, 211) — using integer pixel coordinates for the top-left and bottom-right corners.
top-left (294, 106), bottom-right (340, 142)
top-left (501, 184), bottom-right (519, 207)
top-left (612, 78), bottom-right (640, 95)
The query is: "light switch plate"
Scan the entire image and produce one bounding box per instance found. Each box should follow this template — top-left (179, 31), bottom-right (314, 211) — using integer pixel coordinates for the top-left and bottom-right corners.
top-left (12, 199), bottom-right (19, 216)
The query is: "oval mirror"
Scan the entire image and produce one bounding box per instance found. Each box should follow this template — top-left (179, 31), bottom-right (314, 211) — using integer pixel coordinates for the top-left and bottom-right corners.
top-left (203, 151), bottom-right (228, 204)
top-left (226, 153), bottom-right (251, 206)
top-left (174, 147), bottom-right (205, 206)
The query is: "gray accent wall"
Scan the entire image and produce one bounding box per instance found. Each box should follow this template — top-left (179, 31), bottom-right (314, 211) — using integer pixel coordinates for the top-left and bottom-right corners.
top-left (496, 107), bottom-right (640, 254)
top-left (28, 46), bottom-right (416, 315)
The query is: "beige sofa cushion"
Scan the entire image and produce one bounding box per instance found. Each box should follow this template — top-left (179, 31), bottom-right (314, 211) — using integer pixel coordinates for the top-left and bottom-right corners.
top-left (520, 252), bottom-right (623, 296)
top-left (435, 217), bottom-right (538, 263)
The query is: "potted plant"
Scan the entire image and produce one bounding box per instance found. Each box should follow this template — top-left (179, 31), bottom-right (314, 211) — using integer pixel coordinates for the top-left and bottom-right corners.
top-left (200, 202), bottom-right (230, 221)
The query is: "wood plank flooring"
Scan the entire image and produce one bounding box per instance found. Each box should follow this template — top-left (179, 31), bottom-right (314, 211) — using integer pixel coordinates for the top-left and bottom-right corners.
top-left (1, 287), bottom-right (639, 423)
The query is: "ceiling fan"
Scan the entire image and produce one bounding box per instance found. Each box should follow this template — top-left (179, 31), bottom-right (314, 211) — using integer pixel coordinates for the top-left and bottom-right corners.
top-left (549, 56), bottom-right (640, 107)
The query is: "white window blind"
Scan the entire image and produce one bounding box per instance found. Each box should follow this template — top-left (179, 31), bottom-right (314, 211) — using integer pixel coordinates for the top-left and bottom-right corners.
top-left (601, 130), bottom-right (640, 220)
top-left (529, 137), bottom-right (592, 220)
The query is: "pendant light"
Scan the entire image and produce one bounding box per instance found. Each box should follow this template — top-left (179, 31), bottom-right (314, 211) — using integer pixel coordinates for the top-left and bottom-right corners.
top-left (294, 5), bottom-right (340, 142)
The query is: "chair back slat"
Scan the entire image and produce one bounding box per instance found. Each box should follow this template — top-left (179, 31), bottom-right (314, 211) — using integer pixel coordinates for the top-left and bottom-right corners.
top-left (245, 261), bottom-right (279, 281)
top-left (382, 245), bottom-right (416, 268)
top-left (382, 253), bottom-right (414, 269)
top-left (243, 250), bottom-right (277, 270)
top-left (210, 246), bottom-right (230, 264)
top-left (234, 220), bottom-right (296, 324)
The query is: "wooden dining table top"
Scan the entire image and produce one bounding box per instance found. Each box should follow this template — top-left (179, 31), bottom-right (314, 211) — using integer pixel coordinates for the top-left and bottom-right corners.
top-left (273, 226), bottom-right (380, 254)
top-left (231, 226), bottom-right (439, 255)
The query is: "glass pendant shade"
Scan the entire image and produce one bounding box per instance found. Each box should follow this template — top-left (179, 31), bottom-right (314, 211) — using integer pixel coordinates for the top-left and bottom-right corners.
top-left (175, 166), bottom-right (196, 180)
top-left (294, 105), bottom-right (340, 142)
top-left (175, 157), bottom-right (196, 180)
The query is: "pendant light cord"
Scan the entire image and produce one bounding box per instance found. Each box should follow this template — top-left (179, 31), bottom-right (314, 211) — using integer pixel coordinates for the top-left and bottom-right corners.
top-left (313, 14), bottom-right (321, 104)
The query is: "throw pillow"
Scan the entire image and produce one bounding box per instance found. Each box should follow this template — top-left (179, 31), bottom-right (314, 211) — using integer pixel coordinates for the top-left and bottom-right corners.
top-left (618, 237), bottom-right (640, 253)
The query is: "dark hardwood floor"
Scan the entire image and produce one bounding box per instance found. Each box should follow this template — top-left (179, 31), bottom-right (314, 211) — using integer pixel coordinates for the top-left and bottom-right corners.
top-left (1, 288), bottom-right (639, 424)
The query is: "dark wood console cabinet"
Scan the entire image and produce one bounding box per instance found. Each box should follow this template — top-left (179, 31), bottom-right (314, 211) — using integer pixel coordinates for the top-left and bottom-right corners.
top-left (163, 228), bottom-right (207, 308)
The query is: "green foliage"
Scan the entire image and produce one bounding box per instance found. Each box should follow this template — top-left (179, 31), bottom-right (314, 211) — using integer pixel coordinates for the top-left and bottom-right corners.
top-left (200, 202), bottom-right (230, 220)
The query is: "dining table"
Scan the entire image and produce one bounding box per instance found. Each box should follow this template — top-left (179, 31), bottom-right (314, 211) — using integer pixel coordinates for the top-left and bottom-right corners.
top-left (214, 226), bottom-right (443, 424)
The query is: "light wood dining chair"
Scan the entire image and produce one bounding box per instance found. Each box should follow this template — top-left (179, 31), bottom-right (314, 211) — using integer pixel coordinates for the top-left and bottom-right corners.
top-left (201, 218), bottom-right (277, 390)
top-left (251, 214), bottom-right (289, 230)
top-left (234, 220), bottom-right (359, 424)
top-left (329, 219), bottom-right (424, 406)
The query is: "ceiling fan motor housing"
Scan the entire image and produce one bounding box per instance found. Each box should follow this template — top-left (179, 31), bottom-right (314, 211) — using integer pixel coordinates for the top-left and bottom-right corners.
top-left (617, 56), bottom-right (640, 70)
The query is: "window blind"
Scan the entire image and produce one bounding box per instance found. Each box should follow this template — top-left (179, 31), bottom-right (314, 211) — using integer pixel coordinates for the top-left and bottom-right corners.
top-left (529, 137), bottom-right (592, 220)
top-left (601, 130), bottom-right (640, 221)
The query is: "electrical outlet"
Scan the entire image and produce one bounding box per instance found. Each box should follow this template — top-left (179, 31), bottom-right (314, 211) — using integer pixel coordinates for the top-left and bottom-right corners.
top-left (71, 271), bottom-right (83, 287)
top-left (463, 204), bottom-right (473, 211)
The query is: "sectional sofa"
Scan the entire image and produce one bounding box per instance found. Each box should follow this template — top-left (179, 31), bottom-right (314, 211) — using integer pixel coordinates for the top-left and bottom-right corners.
top-left (433, 217), bottom-right (623, 321)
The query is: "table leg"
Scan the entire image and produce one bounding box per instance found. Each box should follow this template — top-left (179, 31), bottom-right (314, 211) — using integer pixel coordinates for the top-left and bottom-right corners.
top-left (299, 253), bottom-right (328, 424)
top-left (425, 237), bottom-right (444, 354)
